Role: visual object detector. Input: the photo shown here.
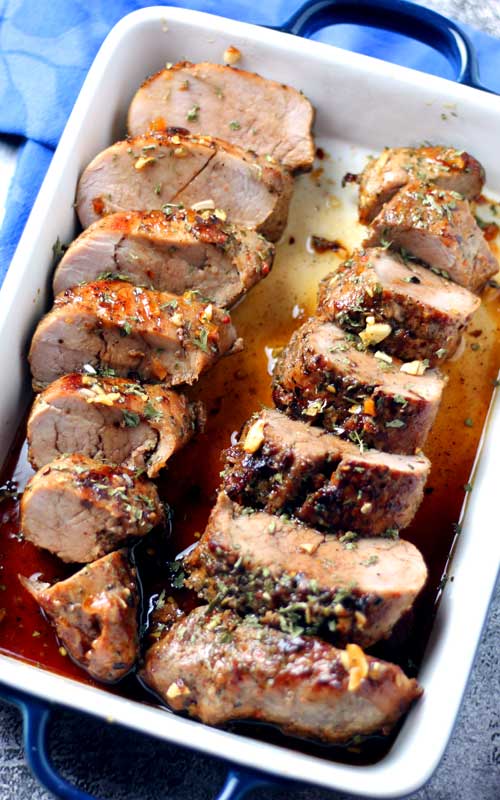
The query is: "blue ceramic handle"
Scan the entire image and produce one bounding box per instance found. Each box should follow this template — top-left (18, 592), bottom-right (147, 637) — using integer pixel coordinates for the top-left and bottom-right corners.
top-left (0, 685), bottom-right (280, 800)
top-left (278, 0), bottom-right (493, 92)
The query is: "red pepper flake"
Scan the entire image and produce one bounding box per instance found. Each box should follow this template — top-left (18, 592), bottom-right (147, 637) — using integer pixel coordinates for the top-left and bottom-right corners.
top-left (222, 315), bottom-right (231, 324)
top-left (92, 197), bottom-right (105, 216)
top-left (482, 221), bottom-right (499, 241)
top-left (315, 147), bottom-right (325, 160)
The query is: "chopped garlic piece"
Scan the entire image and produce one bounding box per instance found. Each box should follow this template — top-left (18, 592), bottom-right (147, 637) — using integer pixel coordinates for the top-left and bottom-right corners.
top-left (166, 681), bottom-right (191, 700)
top-left (86, 392), bottom-right (121, 407)
top-left (299, 540), bottom-right (320, 555)
top-left (174, 146), bottom-right (187, 158)
top-left (374, 350), bottom-right (393, 364)
top-left (214, 208), bottom-right (227, 221)
top-left (359, 320), bottom-right (392, 348)
top-left (340, 643), bottom-right (369, 691)
top-left (243, 419), bottom-right (266, 453)
top-left (134, 156), bottom-right (156, 170)
top-left (360, 502), bottom-right (373, 515)
top-left (191, 199), bottom-right (216, 212)
top-left (170, 312), bottom-right (184, 326)
top-left (400, 360), bottom-right (427, 376)
top-left (201, 304), bottom-right (213, 323)
top-left (223, 45), bottom-right (241, 65)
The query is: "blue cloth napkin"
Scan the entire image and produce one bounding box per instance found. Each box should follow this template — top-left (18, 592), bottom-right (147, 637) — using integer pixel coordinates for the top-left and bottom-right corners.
top-left (0, 0), bottom-right (499, 281)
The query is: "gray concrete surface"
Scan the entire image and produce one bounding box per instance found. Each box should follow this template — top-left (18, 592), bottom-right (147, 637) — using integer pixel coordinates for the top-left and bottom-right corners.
top-left (0, 0), bottom-right (499, 797)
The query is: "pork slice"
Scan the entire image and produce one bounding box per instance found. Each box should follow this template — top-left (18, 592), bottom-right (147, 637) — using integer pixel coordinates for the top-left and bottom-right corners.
top-left (76, 133), bottom-right (293, 241)
top-left (53, 209), bottom-right (275, 307)
top-left (223, 408), bottom-right (429, 534)
top-left (142, 606), bottom-right (422, 742)
top-left (318, 247), bottom-right (480, 365)
top-left (20, 550), bottom-right (139, 683)
top-left (128, 62), bottom-right (315, 173)
top-left (185, 492), bottom-right (428, 648)
top-left (272, 318), bottom-right (444, 454)
top-left (364, 182), bottom-right (498, 291)
top-left (27, 374), bottom-right (204, 477)
top-left (359, 146), bottom-right (485, 223)
top-left (29, 280), bottom-right (239, 392)
top-left (21, 454), bottom-right (164, 563)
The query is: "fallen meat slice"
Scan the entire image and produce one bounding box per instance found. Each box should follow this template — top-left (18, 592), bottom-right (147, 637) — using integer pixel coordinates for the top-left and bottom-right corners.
top-left (185, 492), bottom-right (428, 647)
top-left (364, 182), bottom-right (498, 291)
top-left (21, 454), bottom-right (164, 563)
top-left (29, 280), bottom-right (239, 392)
top-left (20, 550), bottom-right (139, 683)
top-left (127, 62), bottom-right (315, 173)
top-left (223, 409), bottom-right (429, 534)
top-left (76, 133), bottom-right (293, 242)
top-left (53, 209), bottom-right (275, 307)
top-left (318, 248), bottom-right (480, 365)
top-left (358, 146), bottom-right (485, 224)
top-left (272, 318), bottom-right (444, 454)
top-left (27, 374), bottom-right (204, 478)
top-left (142, 606), bottom-right (422, 742)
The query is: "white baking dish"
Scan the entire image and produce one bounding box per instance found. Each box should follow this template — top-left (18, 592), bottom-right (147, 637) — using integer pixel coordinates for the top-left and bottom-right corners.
top-left (0, 5), bottom-right (499, 798)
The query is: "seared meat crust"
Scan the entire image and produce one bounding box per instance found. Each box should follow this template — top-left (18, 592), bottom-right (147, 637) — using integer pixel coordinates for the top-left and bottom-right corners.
top-left (21, 454), bottom-right (164, 563)
top-left (29, 280), bottom-right (239, 391)
top-left (272, 318), bottom-right (444, 454)
top-left (27, 374), bottom-right (204, 477)
top-left (364, 182), bottom-right (498, 291)
top-left (359, 146), bottom-right (485, 224)
top-left (184, 493), bottom-right (428, 647)
top-left (128, 61), bottom-right (315, 172)
top-left (20, 550), bottom-right (139, 683)
top-left (223, 409), bottom-right (429, 534)
top-left (53, 209), bottom-right (275, 308)
top-left (142, 606), bottom-right (422, 742)
top-left (318, 248), bottom-right (480, 365)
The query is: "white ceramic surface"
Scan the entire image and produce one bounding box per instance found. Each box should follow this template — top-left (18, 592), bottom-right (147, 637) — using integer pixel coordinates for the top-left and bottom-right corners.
top-left (0, 6), bottom-right (499, 797)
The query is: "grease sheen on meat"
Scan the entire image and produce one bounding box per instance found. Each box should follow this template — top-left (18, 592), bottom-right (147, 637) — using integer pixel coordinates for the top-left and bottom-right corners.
top-left (142, 606), bottom-right (422, 742)
top-left (27, 374), bottom-right (204, 477)
top-left (76, 133), bottom-right (293, 241)
top-left (365, 182), bottom-right (498, 291)
top-left (53, 209), bottom-right (275, 307)
top-left (272, 318), bottom-right (444, 454)
top-left (223, 409), bottom-right (429, 534)
top-left (358, 146), bottom-right (485, 223)
top-left (184, 492), bottom-right (428, 647)
top-left (127, 62), bottom-right (315, 172)
top-left (21, 454), bottom-right (164, 563)
top-left (318, 248), bottom-right (480, 365)
top-left (20, 550), bottom-right (139, 682)
top-left (29, 280), bottom-right (239, 391)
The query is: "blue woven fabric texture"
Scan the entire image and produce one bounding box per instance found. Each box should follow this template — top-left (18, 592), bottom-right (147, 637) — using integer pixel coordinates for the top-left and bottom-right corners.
top-left (0, 0), bottom-right (499, 280)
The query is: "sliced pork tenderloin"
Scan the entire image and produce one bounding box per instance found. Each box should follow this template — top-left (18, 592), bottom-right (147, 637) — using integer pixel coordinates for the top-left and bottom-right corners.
top-left (223, 409), bottom-right (429, 534)
top-left (29, 280), bottom-right (239, 392)
top-left (364, 182), bottom-right (498, 291)
top-left (128, 62), bottom-right (315, 173)
top-left (272, 318), bottom-right (444, 454)
top-left (27, 374), bottom-right (204, 477)
top-left (53, 209), bottom-right (275, 307)
top-left (318, 248), bottom-right (480, 365)
top-left (21, 454), bottom-right (164, 563)
top-left (76, 133), bottom-right (293, 241)
top-left (358, 146), bottom-right (485, 224)
top-left (184, 492), bottom-right (428, 647)
top-left (20, 550), bottom-right (139, 683)
top-left (142, 605), bottom-right (422, 742)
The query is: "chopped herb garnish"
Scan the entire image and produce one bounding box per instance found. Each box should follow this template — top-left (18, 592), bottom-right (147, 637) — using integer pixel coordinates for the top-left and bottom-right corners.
top-left (96, 271), bottom-right (132, 283)
top-left (464, 482), bottom-right (473, 493)
top-left (186, 104), bottom-right (200, 122)
top-left (121, 321), bottom-right (132, 336)
top-left (193, 327), bottom-right (210, 353)
top-left (52, 237), bottom-right (68, 263)
top-left (385, 419), bottom-right (405, 428)
top-left (143, 402), bottom-right (162, 422)
top-left (123, 410), bottom-right (140, 428)
top-left (464, 417), bottom-right (473, 427)
top-left (229, 120), bottom-right (241, 130)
